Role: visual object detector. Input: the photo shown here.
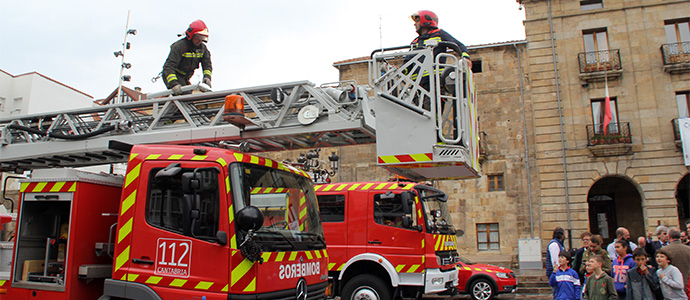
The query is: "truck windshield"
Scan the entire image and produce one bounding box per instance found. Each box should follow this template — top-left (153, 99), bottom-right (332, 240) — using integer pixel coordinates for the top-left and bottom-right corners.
top-left (417, 186), bottom-right (456, 235)
top-left (230, 162), bottom-right (325, 252)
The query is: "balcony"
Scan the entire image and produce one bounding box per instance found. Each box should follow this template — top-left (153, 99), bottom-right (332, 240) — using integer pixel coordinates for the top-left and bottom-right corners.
top-left (661, 42), bottom-right (690, 74)
top-left (586, 122), bottom-right (632, 156)
top-left (578, 49), bottom-right (623, 82)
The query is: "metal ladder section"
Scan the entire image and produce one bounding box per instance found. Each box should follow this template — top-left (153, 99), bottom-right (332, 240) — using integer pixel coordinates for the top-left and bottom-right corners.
top-left (0, 80), bottom-right (375, 172)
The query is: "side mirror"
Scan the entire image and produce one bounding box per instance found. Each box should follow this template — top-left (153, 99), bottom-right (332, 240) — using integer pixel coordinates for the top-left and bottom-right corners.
top-left (402, 216), bottom-right (412, 228)
top-left (400, 191), bottom-right (414, 215)
top-left (155, 163), bottom-right (182, 179)
top-left (237, 206), bottom-right (264, 232)
top-left (182, 172), bottom-right (202, 193)
top-left (216, 231), bottom-right (228, 246)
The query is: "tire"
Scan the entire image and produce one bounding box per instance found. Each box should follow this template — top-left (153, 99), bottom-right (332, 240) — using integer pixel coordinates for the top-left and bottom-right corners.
top-left (469, 278), bottom-right (495, 300)
top-left (341, 274), bottom-right (391, 300)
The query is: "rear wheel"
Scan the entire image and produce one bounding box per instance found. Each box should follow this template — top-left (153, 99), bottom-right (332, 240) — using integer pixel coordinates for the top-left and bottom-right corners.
top-left (341, 274), bottom-right (391, 300)
top-left (470, 278), bottom-right (495, 300)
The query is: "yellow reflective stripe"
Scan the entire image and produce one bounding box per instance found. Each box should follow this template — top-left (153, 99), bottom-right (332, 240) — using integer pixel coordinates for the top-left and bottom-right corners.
top-left (231, 259), bottom-right (254, 285)
top-left (182, 52), bottom-right (204, 58)
top-left (121, 190), bottom-right (136, 215)
top-left (68, 182), bottom-right (77, 192)
top-left (408, 265), bottom-right (420, 273)
top-left (146, 154), bottom-right (161, 160)
top-left (322, 184), bottom-right (335, 191)
top-left (375, 183), bottom-right (388, 190)
top-left (348, 183), bottom-right (361, 190)
top-left (146, 276), bottom-right (163, 284)
top-left (125, 163), bottom-right (141, 188)
top-left (203, 70), bottom-right (212, 76)
top-left (216, 157), bottom-right (227, 167)
top-left (20, 182), bottom-right (29, 192)
top-left (276, 252), bottom-right (285, 262)
top-left (115, 246), bottom-right (130, 271)
top-left (244, 278), bottom-right (256, 292)
top-left (305, 251), bottom-right (313, 259)
top-left (328, 263), bottom-right (336, 270)
top-left (314, 251), bottom-right (322, 259)
top-left (170, 279), bottom-right (187, 287)
top-left (396, 265), bottom-right (405, 272)
top-left (362, 183), bottom-right (375, 190)
top-left (195, 281), bottom-right (213, 290)
top-left (118, 218), bottom-right (133, 243)
top-left (168, 154), bottom-right (184, 160)
top-left (32, 182), bottom-right (47, 192)
top-left (50, 182), bottom-right (66, 192)
top-left (222, 284), bottom-right (229, 292)
top-left (127, 274), bottom-right (139, 281)
top-left (166, 74), bottom-right (177, 83)
top-left (192, 155), bottom-right (207, 161)
top-left (289, 252), bottom-right (298, 261)
top-left (261, 252), bottom-right (271, 262)
top-left (335, 184), bottom-right (347, 191)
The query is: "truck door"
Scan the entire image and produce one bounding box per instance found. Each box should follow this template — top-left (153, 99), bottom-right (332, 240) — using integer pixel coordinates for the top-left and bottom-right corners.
top-left (367, 191), bottom-right (423, 272)
top-left (127, 161), bottom-right (229, 299)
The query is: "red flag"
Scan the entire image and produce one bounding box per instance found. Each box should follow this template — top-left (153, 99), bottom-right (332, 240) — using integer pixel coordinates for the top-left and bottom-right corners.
top-left (603, 77), bottom-right (612, 134)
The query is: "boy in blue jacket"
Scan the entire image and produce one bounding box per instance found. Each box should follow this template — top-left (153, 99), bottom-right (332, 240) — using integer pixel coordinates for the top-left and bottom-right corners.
top-left (550, 250), bottom-right (582, 300)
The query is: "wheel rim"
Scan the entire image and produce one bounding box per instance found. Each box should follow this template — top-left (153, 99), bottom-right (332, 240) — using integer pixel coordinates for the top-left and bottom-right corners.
top-left (351, 286), bottom-right (380, 300)
top-left (472, 281), bottom-right (492, 300)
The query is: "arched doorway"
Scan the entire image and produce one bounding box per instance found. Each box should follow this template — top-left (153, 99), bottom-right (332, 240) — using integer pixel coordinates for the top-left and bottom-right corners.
top-left (675, 174), bottom-right (690, 229)
top-left (588, 176), bottom-right (644, 245)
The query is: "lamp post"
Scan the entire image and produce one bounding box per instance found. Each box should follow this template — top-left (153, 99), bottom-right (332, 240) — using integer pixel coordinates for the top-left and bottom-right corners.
top-left (114, 10), bottom-right (136, 104)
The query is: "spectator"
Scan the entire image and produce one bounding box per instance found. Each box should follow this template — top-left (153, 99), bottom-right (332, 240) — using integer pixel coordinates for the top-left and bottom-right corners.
top-left (681, 230), bottom-right (689, 246)
top-left (550, 250), bottom-right (582, 300)
top-left (547, 227), bottom-right (566, 279)
top-left (656, 248), bottom-right (687, 299)
top-left (607, 227), bottom-right (638, 261)
top-left (612, 240), bottom-right (635, 299)
top-left (645, 225), bottom-right (669, 269)
top-left (636, 236), bottom-right (646, 249)
top-left (661, 227), bottom-right (690, 292)
top-left (584, 255), bottom-right (618, 300)
top-left (574, 232), bottom-right (593, 285)
top-left (625, 248), bottom-right (661, 300)
top-left (582, 234), bottom-right (613, 277)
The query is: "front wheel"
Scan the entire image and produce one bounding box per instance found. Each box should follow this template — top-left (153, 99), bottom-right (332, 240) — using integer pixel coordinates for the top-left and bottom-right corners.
top-left (341, 274), bottom-right (391, 300)
top-left (470, 278), bottom-right (495, 300)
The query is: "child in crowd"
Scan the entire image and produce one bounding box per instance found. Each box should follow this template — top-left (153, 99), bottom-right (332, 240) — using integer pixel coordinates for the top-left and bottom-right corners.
top-left (549, 250), bottom-right (581, 300)
top-left (656, 248), bottom-right (687, 300)
top-left (625, 248), bottom-right (660, 300)
top-left (612, 240), bottom-right (636, 299)
top-left (584, 255), bottom-right (617, 300)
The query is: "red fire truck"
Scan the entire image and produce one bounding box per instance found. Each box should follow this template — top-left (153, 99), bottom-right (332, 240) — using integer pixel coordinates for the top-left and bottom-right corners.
top-left (0, 144), bottom-right (328, 300)
top-left (315, 181), bottom-right (460, 299)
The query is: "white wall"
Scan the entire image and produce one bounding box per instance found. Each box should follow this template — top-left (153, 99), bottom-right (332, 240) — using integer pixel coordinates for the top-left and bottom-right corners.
top-left (0, 71), bottom-right (93, 118)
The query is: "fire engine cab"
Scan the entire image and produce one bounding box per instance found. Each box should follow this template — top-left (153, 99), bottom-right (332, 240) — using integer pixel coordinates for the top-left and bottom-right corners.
top-left (315, 181), bottom-right (460, 299)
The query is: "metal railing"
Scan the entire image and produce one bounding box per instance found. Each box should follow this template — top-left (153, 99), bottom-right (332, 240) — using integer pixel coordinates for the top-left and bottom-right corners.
top-left (661, 42), bottom-right (690, 65)
top-left (586, 122), bottom-right (632, 146)
top-left (578, 49), bottom-right (622, 73)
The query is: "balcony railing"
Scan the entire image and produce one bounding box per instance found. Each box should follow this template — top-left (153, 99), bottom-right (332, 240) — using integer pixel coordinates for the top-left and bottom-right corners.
top-left (579, 49), bottom-right (622, 73)
top-left (586, 122), bottom-right (632, 146)
top-left (661, 42), bottom-right (690, 65)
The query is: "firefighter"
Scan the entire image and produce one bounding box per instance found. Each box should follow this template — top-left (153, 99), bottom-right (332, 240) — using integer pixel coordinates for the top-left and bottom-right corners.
top-left (162, 20), bottom-right (213, 95)
top-left (409, 10), bottom-right (471, 67)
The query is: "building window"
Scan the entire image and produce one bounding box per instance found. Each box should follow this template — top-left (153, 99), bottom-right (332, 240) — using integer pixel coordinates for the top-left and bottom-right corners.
top-left (580, 0), bottom-right (603, 11)
top-left (0, 97), bottom-right (5, 112)
top-left (583, 29), bottom-right (610, 64)
top-left (591, 98), bottom-right (618, 133)
top-left (665, 19), bottom-right (690, 55)
top-left (471, 60), bottom-right (482, 73)
top-left (317, 194), bottom-right (345, 222)
top-left (477, 223), bottom-right (500, 251)
top-left (678, 92), bottom-right (690, 118)
top-left (488, 174), bottom-right (504, 191)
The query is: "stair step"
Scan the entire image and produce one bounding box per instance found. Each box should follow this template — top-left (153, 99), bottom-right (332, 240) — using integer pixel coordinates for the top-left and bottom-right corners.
top-left (514, 294), bottom-right (553, 300)
top-left (517, 287), bottom-right (552, 294)
top-left (517, 282), bottom-right (551, 288)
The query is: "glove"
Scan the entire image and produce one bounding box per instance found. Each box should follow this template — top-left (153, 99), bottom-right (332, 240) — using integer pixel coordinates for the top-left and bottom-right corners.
top-left (171, 84), bottom-right (183, 96)
top-left (203, 77), bottom-right (212, 88)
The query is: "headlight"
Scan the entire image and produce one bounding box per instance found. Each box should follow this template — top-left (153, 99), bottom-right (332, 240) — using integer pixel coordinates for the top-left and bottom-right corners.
top-left (431, 277), bottom-right (444, 285)
top-left (496, 272), bottom-right (510, 279)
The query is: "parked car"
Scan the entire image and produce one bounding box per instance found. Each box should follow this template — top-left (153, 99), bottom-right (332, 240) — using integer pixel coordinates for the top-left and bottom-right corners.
top-left (456, 256), bottom-right (517, 300)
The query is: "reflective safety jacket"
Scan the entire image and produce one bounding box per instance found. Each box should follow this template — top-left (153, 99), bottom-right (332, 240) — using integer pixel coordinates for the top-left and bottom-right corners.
top-left (162, 38), bottom-right (212, 88)
top-left (409, 28), bottom-right (470, 60)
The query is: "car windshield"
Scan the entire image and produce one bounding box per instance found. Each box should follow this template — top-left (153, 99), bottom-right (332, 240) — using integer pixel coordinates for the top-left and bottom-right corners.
top-left (417, 185), bottom-right (456, 235)
top-left (230, 162), bottom-right (325, 252)
top-left (458, 255), bottom-right (475, 265)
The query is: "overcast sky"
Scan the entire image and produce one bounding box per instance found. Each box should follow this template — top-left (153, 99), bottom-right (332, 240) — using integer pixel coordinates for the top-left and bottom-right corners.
top-left (0, 1), bottom-right (525, 100)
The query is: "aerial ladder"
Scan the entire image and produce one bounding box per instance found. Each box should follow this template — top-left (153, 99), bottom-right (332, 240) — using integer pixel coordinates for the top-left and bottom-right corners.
top-left (0, 42), bottom-right (479, 181)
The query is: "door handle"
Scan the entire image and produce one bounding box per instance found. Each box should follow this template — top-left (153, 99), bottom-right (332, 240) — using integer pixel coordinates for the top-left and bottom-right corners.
top-left (132, 258), bottom-right (154, 265)
top-left (368, 240), bottom-right (382, 244)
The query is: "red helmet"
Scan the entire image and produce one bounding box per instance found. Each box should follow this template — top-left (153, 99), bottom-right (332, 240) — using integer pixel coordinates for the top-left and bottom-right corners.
top-left (185, 20), bottom-right (209, 42)
top-left (410, 10), bottom-right (438, 28)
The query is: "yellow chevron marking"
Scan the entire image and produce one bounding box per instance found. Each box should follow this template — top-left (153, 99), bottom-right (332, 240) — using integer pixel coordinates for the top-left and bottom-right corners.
top-left (115, 246), bottom-right (130, 272)
top-left (403, 183), bottom-right (415, 190)
top-left (378, 155), bottom-right (400, 164)
top-left (195, 281), bottom-right (213, 290)
top-left (276, 252), bottom-right (285, 262)
top-left (20, 182), bottom-right (29, 192)
top-left (121, 190), bottom-right (137, 215)
top-left (0, 280), bottom-right (5, 286)
top-left (222, 284), bottom-right (229, 292)
top-left (145, 276), bottom-right (163, 284)
top-left (464, 267), bottom-right (472, 270)
top-left (125, 163), bottom-right (141, 188)
top-left (168, 154), bottom-right (184, 160)
top-left (313, 185), bottom-right (322, 191)
top-left (475, 268), bottom-right (482, 271)
top-left (118, 218), bottom-right (133, 243)
top-left (244, 278), bottom-right (256, 292)
top-left (362, 183), bottom-right (375, 190)
top-left (335, 184), bottom-right (348, 191)
top-left (410, 153), bottom-right (432, 162)
top-left (408, 265), bottom-right (420, 273)
top-left (170, 279), bottom-right (187, 287)
top-left (261, 252), bottom-right (271, 262)
top-left (299, 207), bottom-right (307, 219)
top-left (192, 155), bottom-right (207, 161)
top-left (323, 250), bottom-right (328, 257)
top-left (328, 263), bottom-right (336, 270)
top-left (33, 182), bottom-right (47, 192)
top-left (69, 182), bottom-right (77, 192)
top-left (226, 176), bottom-right (230, 193)
top-left (50, 181), bottom-right (66, 192)
top-left (348, 183), bottom-right (361, 190)
top-left (396, 265), bottom-right (405, 272)
top-left (374, 183), bottom-right (388, 190)
top-left (233, 153), bottom-right (244, 162)
top-left (289, 252), bottom-right (298, 261)
top-left (127, 274), bottom-right (139, 281)
top-left (230, 233), bottom-right (237, 249)
top-left (121, 274), bottom-right (127, 280)
top-left (232, 259), bottom-right (254, 285)
top-left (322, 184), bottom-right (335, 191)
top-left (129, 153), bottom-right (139, 161)
top-left (146, 154), bottom-right (161, 160)
top-left (435, 236), bottom-right (442, 251)
top-left (338, 263), bottom-right (345, 271)
top-left (217, 157), bottom-right (228, 167)
top-left (305, 251), bottom-right (313, 259)
top-left (250, 155), bottom-right (259, 164)
top-left (486, 269), bottom-right (493, 273)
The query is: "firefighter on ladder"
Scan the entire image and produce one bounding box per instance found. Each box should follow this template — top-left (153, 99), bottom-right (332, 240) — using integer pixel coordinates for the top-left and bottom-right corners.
top-left (162, 20), bottom-right (213, 95)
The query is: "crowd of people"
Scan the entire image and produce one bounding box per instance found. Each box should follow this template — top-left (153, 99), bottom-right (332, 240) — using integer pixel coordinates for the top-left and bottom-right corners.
top-left (547, 222), bottom-right (690, 300)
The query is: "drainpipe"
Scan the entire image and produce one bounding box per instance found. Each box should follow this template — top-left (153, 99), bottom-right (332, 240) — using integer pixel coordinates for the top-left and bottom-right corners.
top-left (548, 0), bottom-right (572, 250)
top-left (514, 43), bottom-right (535, 239)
